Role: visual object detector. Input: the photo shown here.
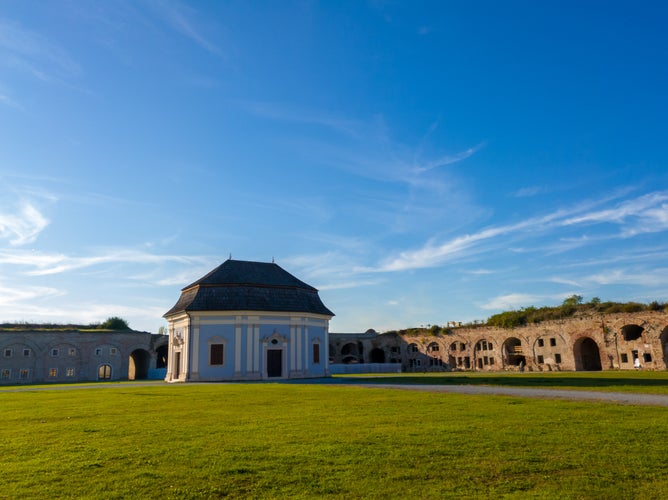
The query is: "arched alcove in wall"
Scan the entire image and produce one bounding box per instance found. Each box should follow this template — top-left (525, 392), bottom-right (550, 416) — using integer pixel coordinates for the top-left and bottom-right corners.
top-left (129, 349), bottom-right (150, 380)
top-left (573, 337), bottom-right (602, 371)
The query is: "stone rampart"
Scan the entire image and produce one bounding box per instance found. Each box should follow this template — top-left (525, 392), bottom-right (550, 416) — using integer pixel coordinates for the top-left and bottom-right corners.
top-left (330, 311), bottom-right (668, 372)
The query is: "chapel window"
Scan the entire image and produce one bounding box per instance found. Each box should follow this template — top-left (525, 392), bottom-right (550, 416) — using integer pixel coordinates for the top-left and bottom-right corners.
top-left (210, 344), bottom-right (224, 365)
top-left (313, 344), bottom-right (320, 364)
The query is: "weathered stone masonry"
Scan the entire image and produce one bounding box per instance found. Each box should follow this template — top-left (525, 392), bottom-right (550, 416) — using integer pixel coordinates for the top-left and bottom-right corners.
top-left (0, 330), bottom-right (168, 384)
top-left (330, 312), bottom-right (668, 372)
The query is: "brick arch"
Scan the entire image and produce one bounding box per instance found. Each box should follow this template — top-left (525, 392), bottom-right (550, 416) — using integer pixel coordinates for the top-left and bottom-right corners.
top-left (501, 337), bottom-right (525, 367)
top-left (573, 336), bottom-right (602, 371)
top-left (129, 349), bottom-right (150, 380)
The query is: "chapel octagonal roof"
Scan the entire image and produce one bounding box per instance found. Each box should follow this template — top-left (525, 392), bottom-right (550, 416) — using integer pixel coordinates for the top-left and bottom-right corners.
top-left (163, 259), bottom-right (334, 318)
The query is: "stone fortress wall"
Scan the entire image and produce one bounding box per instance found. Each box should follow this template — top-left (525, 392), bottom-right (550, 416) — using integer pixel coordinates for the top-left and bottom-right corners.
top-left (0, 330), bottom-right (168, 385)
top-left (330, 311), bottom-right (668, 372)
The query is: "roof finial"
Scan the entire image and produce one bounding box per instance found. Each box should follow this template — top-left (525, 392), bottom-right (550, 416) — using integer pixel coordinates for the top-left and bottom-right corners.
top-left (228, 253), bottom-right (232, 260)
top-left (272, 256), bottom-right (275, 263)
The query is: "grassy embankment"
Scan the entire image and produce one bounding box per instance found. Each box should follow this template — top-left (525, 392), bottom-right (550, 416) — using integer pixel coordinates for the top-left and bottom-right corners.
top-left (2, 375), bottom-right (668, 499)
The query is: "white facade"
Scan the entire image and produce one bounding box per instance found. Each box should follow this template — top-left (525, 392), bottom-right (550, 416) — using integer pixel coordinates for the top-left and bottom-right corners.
top-left (166, 311), bottom-right (330, 382)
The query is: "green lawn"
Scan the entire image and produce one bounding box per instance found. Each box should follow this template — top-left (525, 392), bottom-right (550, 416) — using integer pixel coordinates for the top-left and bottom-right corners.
top-left (336, 370), bottom-right (668, 394)
top-left (1, 380), bottom-right (667, 499)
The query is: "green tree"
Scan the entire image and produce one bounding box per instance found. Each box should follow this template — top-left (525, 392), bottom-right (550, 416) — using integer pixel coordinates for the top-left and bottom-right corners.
top-left (100, 317), bottom-right (130, 330)
top-left (562, 294), bottom-right (583, 307)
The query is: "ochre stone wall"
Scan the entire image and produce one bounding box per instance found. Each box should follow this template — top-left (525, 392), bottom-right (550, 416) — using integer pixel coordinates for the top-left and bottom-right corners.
top-left (330, 311), bottom-right (668, 372)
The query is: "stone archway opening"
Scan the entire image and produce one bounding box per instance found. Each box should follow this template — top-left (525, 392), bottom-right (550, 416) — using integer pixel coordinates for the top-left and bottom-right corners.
top-left (369, 348), bottom-right (385, 363)
top-left (341, 343), bottom-right (358, 357)
top-left (501, 337), bottom-right (525, 367)
top-left (573, 337), bottom-right (602, 371)
top-left (341, 343), bottom-right (362, 363)
top-left (622, 324), bottom-right (644, 341)
top-left (129, 349), bottom-right (150, 380)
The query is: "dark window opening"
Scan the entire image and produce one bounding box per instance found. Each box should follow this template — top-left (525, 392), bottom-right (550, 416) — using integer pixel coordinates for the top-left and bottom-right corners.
top-left (210, 344), bottom-right (224, 365)
top-left (622, 325), bottom-right (644, 341)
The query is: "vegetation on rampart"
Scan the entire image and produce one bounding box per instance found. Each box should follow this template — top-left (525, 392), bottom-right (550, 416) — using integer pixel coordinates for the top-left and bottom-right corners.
top-left (0, 316), bottom-right (133, 332)
top-left (383, 296), bottom-right (667, 335)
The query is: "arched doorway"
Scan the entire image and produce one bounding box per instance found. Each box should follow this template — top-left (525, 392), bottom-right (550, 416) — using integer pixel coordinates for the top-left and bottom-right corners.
top-left (98, 364), bottom-right (112, 380)
top-left (369, 348), bottom-right (385, 363)
top-left (129, 349), bottom-right (150, 380)
top-left (501, 337), bottom-right (525, 368)
top-left (574, 337), bottom-right (602, 371)
top-left (341, 343), bottom-right (361, 363)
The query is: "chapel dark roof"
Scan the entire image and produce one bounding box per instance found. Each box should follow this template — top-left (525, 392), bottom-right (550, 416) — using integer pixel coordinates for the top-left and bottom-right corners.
top-left (163, 259), bottom-right (334, 318)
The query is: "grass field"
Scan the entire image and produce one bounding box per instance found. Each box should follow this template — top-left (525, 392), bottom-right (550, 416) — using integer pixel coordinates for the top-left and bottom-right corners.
top-left (1, 374), bottom-right (667, 499)
top-left (336, 370), bottom-right (668, 394)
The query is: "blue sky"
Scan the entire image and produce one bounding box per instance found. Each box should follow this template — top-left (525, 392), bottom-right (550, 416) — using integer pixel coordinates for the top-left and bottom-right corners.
top-left (1, 1), bottom-right (667, 333)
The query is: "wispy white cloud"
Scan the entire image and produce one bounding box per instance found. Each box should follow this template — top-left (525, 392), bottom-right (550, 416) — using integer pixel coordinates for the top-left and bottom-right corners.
top-left (0, 284), bottom-right (64, 306)
top-left (411, 143), bottom-right (484, 174)
top-left (242, 100), bottom-right (365, 139)
top-left (0, 299), bottom-right (167, 329)
top-left (374, 190), bottom-right (668, 272)
top-left (511, 185), bottom-right (545, 198)
top-left (572, 268), bottom-right (668, 288)
top-left (0, 201), bottom-right (49, 245)
top-left (0, 92), bottom-right (22, 110)
top-left (0, 18), bottom-right (81, 83)
top-left (562, 191), bottom-right (668, 233)
top-left (148, 0), bottom-right (222, 55)
top-left (481, 293), bottom-right (544, 310)
top-left (0, 248), bottom-right (203, 276)
top-left (318, 279), bottom-right (381, 291)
